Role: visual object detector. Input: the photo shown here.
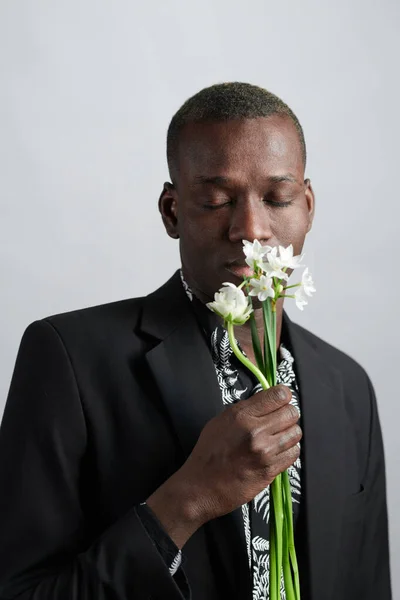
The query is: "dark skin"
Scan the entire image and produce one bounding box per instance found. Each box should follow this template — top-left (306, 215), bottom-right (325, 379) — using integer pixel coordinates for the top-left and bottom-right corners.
top-left (147, 115), bottom-right (315, 548)
top-left (160, 115), bottom-right (314, 359)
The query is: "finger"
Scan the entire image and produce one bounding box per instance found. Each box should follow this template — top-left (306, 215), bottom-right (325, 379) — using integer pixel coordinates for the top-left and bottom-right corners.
top-left (245, 384), bottom-right (292, 417)
top-left (266, 403), bottom-right (300, 435)
top-left (261, 445), bottom-right (301, 482)
top-left (277, 444), bottom-right (301, 471)
top-left (272, 423), bottom-right (303, 455)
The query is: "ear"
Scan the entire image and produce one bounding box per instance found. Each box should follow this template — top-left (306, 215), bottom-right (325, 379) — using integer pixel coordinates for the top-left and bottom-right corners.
top-left (304, 178), bottom-right (315, 233)
top-left (158, 182), bottom-right (179, 239)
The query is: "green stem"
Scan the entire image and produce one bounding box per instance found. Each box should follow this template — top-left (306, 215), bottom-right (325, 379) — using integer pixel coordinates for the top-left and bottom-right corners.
top-left (262, 300), bottom-right (274, 386)
top-left (283, 283), bottom-right (301, 291)
top-left (290, 548), bottom-right (301, 600)
top-left (282, 471), bottom-right (300, 599)
top-left (269, 514), bottom-right (278, 600)
top-left (271, 303), bottom-right (277, 378)
top-left (226, 322), bottom-right (270, 390)
top-left (249, 310), bottom-right (265, 373)
top-left (282, 503), bottom-right (296, 600)
top-left (271, 474), bottom-right (284, 599)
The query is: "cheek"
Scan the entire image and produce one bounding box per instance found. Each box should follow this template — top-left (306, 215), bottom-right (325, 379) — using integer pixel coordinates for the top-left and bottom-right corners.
top-left (180, 209), bottom-right (226, 247)
top-left (273, 208), bottom-right (309, 249)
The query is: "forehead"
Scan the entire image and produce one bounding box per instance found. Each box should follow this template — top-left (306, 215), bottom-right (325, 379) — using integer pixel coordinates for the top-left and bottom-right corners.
top-left (177, 115), bottom-right (304, 183)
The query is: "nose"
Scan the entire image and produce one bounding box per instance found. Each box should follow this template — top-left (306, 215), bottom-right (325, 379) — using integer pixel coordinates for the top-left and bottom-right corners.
top-left (228, 197), bottom-right (273, 245)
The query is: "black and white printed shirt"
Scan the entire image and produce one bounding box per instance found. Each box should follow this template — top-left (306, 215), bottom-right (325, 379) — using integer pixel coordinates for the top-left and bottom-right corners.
top-left (137, 272), bottom-right (302, 599)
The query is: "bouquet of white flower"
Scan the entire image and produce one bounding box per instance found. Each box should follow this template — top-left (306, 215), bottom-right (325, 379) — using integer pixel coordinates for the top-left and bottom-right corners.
top-left (207, 239), bottom-right (316, 600)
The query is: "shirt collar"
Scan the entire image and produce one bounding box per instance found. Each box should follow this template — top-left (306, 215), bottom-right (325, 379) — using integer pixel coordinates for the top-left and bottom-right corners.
top-left (179, 269), bottom-right (220, 339)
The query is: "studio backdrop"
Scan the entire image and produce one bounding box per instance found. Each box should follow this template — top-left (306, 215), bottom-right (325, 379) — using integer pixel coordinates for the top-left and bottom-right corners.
top-left (1, 0), bottom-right (399, 593)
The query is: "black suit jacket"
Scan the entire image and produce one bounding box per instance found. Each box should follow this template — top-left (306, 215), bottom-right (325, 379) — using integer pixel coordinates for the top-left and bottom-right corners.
top-left (0, 270), bottom-right (391, 599)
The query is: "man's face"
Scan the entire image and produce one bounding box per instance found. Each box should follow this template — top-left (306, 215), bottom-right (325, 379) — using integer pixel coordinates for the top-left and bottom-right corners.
top-left (160, 115), bottom-right (315, 301)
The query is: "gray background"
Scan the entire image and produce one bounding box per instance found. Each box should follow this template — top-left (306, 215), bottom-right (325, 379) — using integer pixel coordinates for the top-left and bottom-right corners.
top-left (1, 0), bottom-right (399, 593)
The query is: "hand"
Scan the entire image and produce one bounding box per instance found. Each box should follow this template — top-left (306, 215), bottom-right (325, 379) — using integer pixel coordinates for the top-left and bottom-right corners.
top-left (146, 384), bottom-right (301, 548)
top-left (180, 383), bottom-right (301, 521)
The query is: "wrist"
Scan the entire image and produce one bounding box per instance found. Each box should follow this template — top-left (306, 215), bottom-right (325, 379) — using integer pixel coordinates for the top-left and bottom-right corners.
top-left (146, 471), bottom-right (207, 549)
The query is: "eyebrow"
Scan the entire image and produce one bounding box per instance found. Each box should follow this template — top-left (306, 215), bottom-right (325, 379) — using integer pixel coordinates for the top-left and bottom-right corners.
top-left (192, 175), bottom-right (230, 186)
top-left (192, 174), bottom-right (298, 186)
top-left (268, 175), bottom-right (298, 184)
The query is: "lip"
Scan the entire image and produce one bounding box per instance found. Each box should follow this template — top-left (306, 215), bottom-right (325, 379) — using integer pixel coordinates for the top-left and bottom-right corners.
top-left (225, 264), bottom-right (254, 279)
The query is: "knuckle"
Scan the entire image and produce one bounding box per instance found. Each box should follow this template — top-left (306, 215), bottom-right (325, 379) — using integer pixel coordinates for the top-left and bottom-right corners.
top-left (246, 428), bottom-right (263, 454)
top-left (264, 463), bottom-right (277, 481)
top-left (246, 430), bottom-right (274, 466)
top-left (259, 443), bottom-right (274, 466)
top-left (294, 424), bottom-right (303, 441)
top-left (247, 390), bottom-right (268, 415)
top-left (268, 462), bottom-right (281, 480)
top-left (288, 444), bottom-right (301, 462)
top-left (275, 405), bottom-right (298, 431)
top-left (286, 404), bottom-right (300, 422)
top-left (277, 426), bottom-right (300, 452)
top-left (277, 432), bottom-right (290, 452)
top-left (276, 384), bottom-right (292, 403)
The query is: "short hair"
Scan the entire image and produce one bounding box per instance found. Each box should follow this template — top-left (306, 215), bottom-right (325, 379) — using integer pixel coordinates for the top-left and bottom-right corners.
top-left (166, 82), bottom-right (306, 185)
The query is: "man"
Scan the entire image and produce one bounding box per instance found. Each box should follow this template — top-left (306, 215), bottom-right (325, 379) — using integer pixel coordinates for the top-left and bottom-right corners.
top-left (0, 82), bottom-right (391, 600)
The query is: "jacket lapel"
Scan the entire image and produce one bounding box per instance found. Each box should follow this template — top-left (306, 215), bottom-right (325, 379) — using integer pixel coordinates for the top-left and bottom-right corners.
top-left (284, 311), bottom-right (346, 600)
top-left (141, 271), bottom-right (252, 598)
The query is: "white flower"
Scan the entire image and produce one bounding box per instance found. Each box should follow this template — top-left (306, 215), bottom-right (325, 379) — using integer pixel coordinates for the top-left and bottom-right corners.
top-left (301, 267), bottom-right (316, 296)
top-left (294, 287), bottom-right (308, 311)
top-left (294, 268), bottom-right (316, 310)
top-left (206, 282), bottom-right (253, 324)
top-left (243, 239), bottom-right (271, 271)
top-left (261, 245), bottom-right (303, 280)
top-left (261, 247), bottom-right (290, 281)
top-left (248, 275), bottom-right (275, 302)
top-left (278, 244), bottom-right (304, 269)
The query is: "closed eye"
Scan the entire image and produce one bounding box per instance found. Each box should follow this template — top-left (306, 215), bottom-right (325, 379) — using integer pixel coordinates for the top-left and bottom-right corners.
top-left (203, 198), bottom-right (295, 210)
top-left (203, 200), bottom-right (233, 210)
top-left (265, 199), bottom-right (294, 208)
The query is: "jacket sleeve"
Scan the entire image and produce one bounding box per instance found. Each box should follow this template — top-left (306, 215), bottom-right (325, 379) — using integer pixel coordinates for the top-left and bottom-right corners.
top-left (136, 503), bottom-right (183, 576)
top-left (0, 320), bottom-right (190, 600)
top-left (359, 375), bottom-right (392, 599)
